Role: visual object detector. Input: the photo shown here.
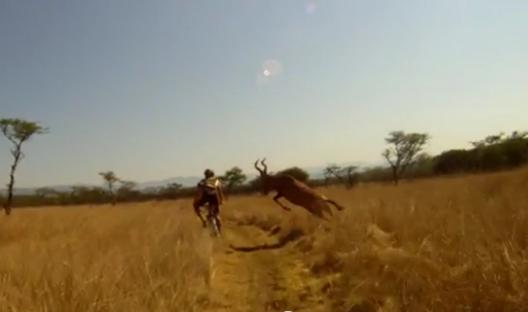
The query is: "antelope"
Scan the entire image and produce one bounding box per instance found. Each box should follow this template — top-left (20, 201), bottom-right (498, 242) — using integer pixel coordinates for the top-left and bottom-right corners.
top-left (254, 159), bottom-right (344, 219)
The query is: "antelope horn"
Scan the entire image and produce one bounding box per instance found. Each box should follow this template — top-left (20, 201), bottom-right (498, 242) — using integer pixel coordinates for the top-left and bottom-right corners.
top-left (254, 159), bottom-right (264, 174)
top-left (261, 158), bottom-right (268, 174)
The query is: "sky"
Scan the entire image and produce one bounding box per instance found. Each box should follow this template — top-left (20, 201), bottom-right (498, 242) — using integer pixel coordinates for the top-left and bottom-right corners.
top-left (1, 0), bottom-right (527, 187)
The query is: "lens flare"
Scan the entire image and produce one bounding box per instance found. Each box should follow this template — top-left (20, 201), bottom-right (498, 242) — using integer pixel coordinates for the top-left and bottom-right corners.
top-left (257, 59), bottom-right (283, 85)
top-left (306, 2), bottom-right (317, 14)
top-left (261, 59), bottom-right (282, 77)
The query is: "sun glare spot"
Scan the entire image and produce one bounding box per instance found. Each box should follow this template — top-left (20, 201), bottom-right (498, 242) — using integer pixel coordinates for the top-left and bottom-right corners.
top-left (262, 60), bottom-right (282, 77)
top-left (306, 2), bottom-right (317, 15)
top-left (257, 59), bottom-right (283, 85)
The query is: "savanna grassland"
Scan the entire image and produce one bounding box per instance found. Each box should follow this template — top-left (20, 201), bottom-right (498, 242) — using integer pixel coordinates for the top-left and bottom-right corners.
top-left (1, 168), bottom-right (527, 312)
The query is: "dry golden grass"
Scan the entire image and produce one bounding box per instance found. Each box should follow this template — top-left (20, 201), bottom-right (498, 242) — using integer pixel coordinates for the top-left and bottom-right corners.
top-left (1, 168), bottom-right (528, 311)
top-left (0, 201), bottom-right (213, 312)
top-left (310, 168), bottom-right (528, 311)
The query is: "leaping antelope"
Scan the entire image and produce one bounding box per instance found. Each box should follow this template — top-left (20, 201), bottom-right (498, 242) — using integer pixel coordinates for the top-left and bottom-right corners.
top-left (254, 159), bottom-right (344, 219)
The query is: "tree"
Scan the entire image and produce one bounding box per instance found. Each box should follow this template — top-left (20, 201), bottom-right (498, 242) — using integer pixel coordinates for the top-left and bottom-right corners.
top-left (277, 167), bottom-right (310, 183)
top-left (324, 164), bottom-right (358, 188)
top-left (99, 171), bottom-right (120, 205)
top-left (0, 118), bottom-right (47, 215)
top-left (360, 166), bottom-right (393, 182)
top-left (158, 182), bottom-right (183, 198)
top-left (70, 186), bottom-right (107, 204)
top-left (434, 130), bottom-right (528, 175)
top-left (116, 181), bottom-right (140, 201)
top-left (220, 167), bottom-right (247, 192)
top-left (324, 165), bottom-right (343, 185)
top-left (471, 132), bottom-right (505, 148)
top-left (434, 149), bottom-right (472, 174)
top-left (118, 180), bottom-right (137, 192)
top-left (406, 153), bottom-right (434, 178)
top-left (341, 166), bottom-right (359, 188)
top-left (501, 133), bottom-right (528, 167)
top-left (35, 187), bottom-right (58, 198)
top-left (382, 131), bottom-right (429, 185)
top-left (508, 131), bottom-right (528, 140)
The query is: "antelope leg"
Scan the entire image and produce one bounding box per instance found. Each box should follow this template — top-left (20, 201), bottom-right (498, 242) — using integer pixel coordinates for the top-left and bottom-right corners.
top-left (273, 193), bottom-right (292, 211)
top-left (325, 199), bottom-right (345, 211)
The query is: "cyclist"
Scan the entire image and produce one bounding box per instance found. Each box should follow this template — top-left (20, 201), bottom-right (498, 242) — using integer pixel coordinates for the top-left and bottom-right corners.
top-left (193, 169), bottom-right (225, 232)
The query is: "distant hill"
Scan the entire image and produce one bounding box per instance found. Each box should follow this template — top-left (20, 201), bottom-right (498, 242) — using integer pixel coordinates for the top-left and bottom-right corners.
top-left (137, 161), bottom-right (372, 189)
top-left (302, 161), bottom-right (371, 179)
top-left (1, 161), bottom-right (375, 196)
top-left (138, 176), bottom-right (201, 189)
top-left (1, 184), bottom-right (95, 196)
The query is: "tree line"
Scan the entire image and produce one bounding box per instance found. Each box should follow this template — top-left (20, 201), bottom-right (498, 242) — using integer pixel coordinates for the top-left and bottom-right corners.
top-left (1, 118), bottom-right (527, 212)
top-left (434, 131), bottom-right (528, 174)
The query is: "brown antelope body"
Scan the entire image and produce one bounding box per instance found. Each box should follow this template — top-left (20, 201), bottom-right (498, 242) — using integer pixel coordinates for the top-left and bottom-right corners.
top-left (254, 159), bottom-right (344, 219)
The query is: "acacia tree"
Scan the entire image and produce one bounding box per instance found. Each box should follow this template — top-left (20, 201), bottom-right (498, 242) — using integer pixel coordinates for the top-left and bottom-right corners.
top-left (220, 167), bottom-right (247, 192)
top-left (0, 118), bottom-right (47, 215)
top-left (99, 171), bottom-right (120, 205)
top-left (324, 165), bottom-right (342, 185)
top-left (324, 164), bottom-right (358, 188)
top-left (382, 131), bottom-right (429, 185)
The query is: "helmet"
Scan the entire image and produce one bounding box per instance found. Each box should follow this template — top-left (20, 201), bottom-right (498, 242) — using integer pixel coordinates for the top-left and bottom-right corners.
top-left (204, 169), bottom-right (215, 178)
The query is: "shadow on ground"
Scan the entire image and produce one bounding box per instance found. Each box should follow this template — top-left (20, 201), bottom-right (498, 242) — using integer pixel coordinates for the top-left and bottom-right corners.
top-left (229, 227), bottom-right (304, 252)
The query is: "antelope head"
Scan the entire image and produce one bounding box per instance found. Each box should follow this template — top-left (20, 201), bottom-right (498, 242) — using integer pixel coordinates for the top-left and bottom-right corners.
top-left (254, 158), bottom-right (271, 195)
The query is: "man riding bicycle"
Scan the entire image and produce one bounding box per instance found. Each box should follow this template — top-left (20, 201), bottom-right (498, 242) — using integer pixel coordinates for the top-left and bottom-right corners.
top-left (193, 169), bottom-right (225, 232)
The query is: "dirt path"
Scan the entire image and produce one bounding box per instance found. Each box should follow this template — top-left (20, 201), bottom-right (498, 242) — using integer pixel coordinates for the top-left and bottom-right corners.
top-left (203, 219), bottom-right (328, 312)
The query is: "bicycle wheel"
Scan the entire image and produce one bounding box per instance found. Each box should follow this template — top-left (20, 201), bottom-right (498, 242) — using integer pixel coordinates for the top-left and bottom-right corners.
top-left (207, 213), bottom-right (221, 237)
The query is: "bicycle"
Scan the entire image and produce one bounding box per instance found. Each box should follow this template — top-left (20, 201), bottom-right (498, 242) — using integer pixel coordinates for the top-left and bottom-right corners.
top-left (204, 202), bottom-right (221, 237)
top-left (193, 180), bottom-right (224, 238)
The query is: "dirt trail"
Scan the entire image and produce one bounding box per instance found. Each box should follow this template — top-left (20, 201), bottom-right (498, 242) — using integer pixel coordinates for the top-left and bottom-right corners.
top-left (203, 219), bottom-right (328, 312)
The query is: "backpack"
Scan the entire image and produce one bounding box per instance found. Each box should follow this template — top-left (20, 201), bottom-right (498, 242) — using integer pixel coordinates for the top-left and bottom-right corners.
top-left (201, 177), bottom-right (220, 196)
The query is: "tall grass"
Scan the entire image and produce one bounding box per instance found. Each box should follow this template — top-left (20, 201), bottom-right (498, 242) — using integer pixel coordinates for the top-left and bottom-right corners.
top-left (0, 201), bottom-right (211, 312)
top-left (1, 168), bottom-right (527, 311)
top-left (311, 168), bottom-right (528, 311)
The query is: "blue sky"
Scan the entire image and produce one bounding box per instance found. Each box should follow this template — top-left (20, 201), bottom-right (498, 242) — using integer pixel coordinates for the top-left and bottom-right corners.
top-left (1, 0), bottom-right (527, 187)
